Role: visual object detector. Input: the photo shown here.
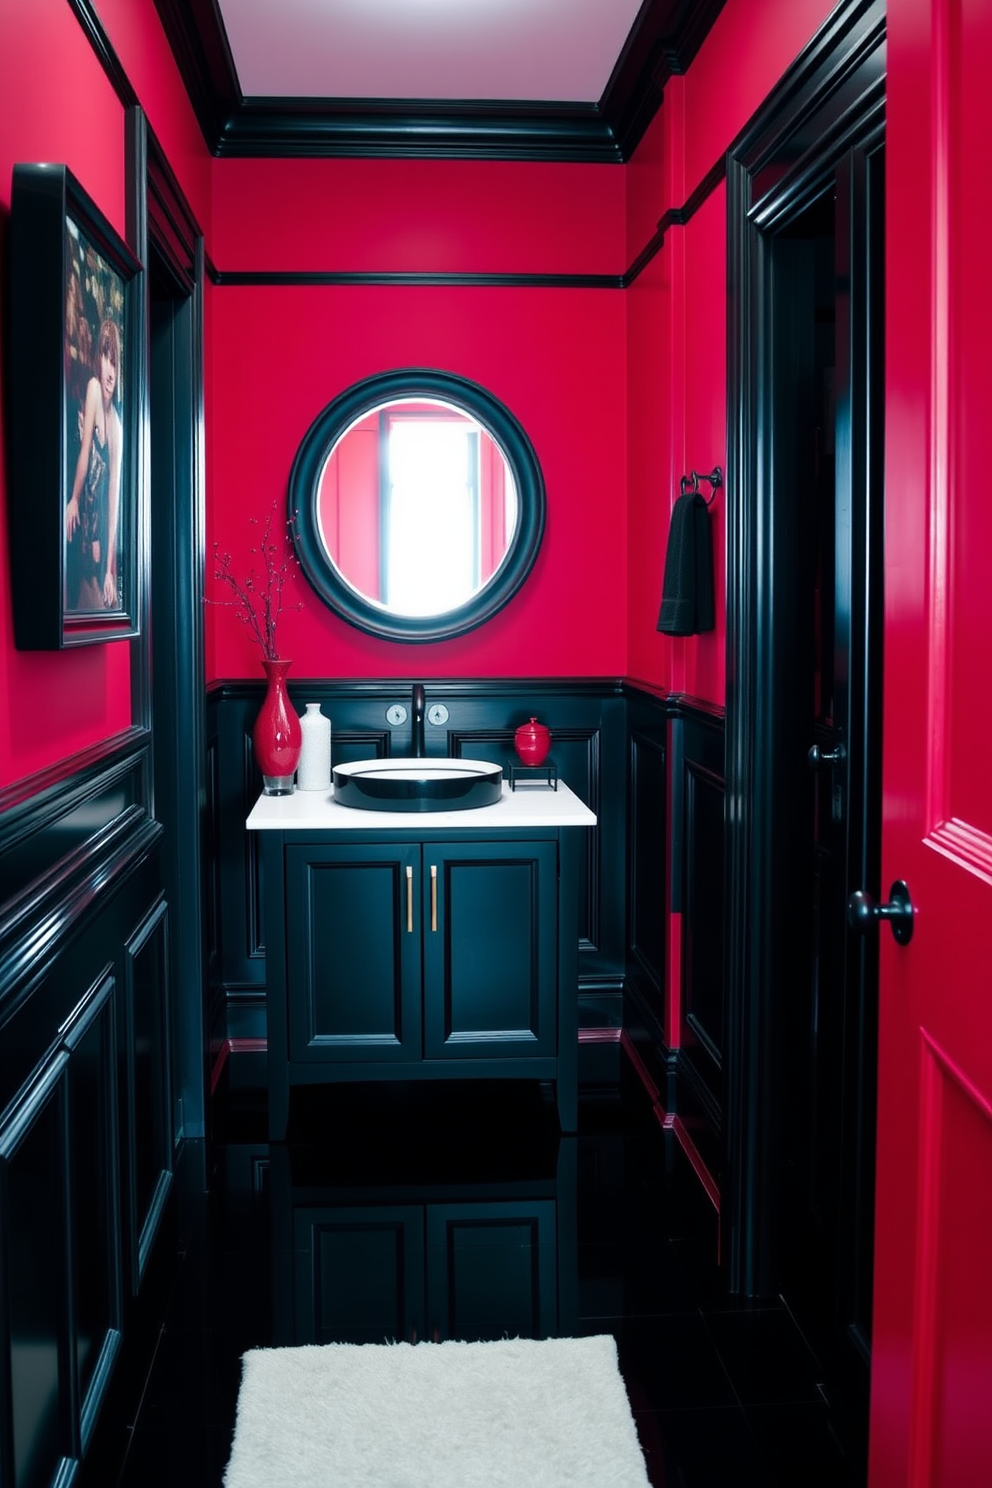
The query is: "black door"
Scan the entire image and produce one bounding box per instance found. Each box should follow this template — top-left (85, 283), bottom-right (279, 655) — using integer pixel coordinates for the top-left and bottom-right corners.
top-left (770, 147), bottom-right (885, 1452)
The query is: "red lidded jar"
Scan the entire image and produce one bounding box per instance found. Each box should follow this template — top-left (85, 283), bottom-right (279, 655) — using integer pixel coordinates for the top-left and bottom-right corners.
top-left (514, 717), bottom-right (551, 766)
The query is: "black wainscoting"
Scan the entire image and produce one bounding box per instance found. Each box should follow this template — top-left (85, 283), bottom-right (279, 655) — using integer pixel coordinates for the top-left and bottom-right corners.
top-left (622, 687), bottom-right (726, 1185)
top-left (206, 678), bottom-right (629, 1084)
top-left (122, 897), bottom-right (174, 1293)
top-left (0, 734), bottom-right (174, 1487)
top-left (672, 703), bottom-right (726, 1183)
top-left (623, 687), bottom-right (670, 1099)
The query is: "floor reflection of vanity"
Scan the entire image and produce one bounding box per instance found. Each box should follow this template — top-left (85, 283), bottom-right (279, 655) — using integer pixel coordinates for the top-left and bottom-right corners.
top-left (268, 1099), bottom-right (577, 1346)
top-left (248, 781), bottom-right (596, 1139)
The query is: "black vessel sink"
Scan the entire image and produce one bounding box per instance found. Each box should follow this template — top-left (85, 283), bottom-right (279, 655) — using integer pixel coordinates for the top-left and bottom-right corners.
top-left (332, 758), bottom-right (503, 812)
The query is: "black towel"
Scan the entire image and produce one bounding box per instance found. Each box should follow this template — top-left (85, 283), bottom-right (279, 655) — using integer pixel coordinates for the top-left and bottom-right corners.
top-left (656, 491), bottom-right (715, 636)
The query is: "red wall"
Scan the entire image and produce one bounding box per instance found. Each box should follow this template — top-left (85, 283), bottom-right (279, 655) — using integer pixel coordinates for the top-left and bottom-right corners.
top-left (93, 0), bottom-right (212, 234)
top-left (211, 157), bottom-right (623, 277)
top-left (1, 0), bottom-right (853, 784)
top-left (0, 0), bottom-right (132, 788)
top-left (207, 158), bottom-right (628, 681)
top-left (0, 0), bottom-right (209, 789)
top-left (624, 0), bottom-right (839, 699)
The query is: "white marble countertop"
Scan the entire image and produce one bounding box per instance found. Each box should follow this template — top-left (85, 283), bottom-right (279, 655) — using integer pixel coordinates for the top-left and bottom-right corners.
top-left (246, 777), bottom-right (596, 831)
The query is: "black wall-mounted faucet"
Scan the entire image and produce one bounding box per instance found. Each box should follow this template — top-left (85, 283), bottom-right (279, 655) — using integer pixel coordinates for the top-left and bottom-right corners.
top-left (411, 683), bottom-right (426, 758)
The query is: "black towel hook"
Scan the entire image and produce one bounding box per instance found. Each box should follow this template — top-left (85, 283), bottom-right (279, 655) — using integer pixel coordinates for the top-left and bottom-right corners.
top-left (687, 466), bottom-right (723, 506)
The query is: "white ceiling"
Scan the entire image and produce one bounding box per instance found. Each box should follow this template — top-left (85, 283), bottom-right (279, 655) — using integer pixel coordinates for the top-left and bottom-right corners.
top-left (215, 0), bottom-right (647, 103)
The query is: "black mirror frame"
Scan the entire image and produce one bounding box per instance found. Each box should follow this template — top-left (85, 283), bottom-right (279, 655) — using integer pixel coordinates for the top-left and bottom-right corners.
top-left (288, 369), bottom-right (546, 642)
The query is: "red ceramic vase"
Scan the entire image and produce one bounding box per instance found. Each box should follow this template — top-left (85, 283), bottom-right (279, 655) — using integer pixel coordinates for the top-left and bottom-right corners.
top-left (514, 716), bottom-right (551, 767)
top-left (253, 659), bottom-right (302, 794)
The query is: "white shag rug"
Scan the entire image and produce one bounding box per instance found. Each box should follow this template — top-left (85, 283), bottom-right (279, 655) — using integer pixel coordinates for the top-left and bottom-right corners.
top-left (223, 1334), bottom-right (651, 1488)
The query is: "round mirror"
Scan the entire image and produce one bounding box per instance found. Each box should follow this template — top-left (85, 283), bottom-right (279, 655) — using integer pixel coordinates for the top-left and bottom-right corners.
top-left (289, 370), bottom-right (546, 641)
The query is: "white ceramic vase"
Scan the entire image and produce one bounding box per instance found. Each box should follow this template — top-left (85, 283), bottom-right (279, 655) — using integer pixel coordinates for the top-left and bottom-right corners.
top-left (296, 702), bottom-right (332, 791)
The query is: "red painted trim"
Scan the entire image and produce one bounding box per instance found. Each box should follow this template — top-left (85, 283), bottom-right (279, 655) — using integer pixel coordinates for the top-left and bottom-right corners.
top-left (619, 1028), bottom-right (720, 1217)
top-left (670, 1114), bottom-right (720, 1215)
top-left (619, 1028), bottom-right (664, 1110)
top-left (667, 909), bottom-right (682, 1051)
top-left (209, 1036), bottom-right (268, 1095)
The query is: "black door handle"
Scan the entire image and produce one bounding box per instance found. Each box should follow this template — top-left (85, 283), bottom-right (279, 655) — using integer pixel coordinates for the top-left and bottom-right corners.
top-left (847, 880), bottom-right (915, 945)
top-left (808, 743), bottom-right (847, 769)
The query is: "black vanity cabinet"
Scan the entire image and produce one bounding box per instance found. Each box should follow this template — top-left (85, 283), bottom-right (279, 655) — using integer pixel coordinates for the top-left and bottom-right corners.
top-left (284, 838), bottom-right (558, 1063)
top-left (255, 804), bottom-right (593, 1137)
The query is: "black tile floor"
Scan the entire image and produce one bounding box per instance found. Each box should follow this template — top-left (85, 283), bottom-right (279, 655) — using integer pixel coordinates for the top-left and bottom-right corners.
top-left (83, 1068), bottom-right (866, 1487)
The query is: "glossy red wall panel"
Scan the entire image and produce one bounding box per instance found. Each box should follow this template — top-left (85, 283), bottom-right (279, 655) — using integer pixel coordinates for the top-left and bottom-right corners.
top-left (870, 0), bottom-right (992, 1481)
top-left (625, 250), bottom-right (675, 692)
top-left (0, 0), bottom-right (132, 787)
top-left (211, 157), bottom-right (625, 276)
top-left (624, 0), bottom-right (836, 701)
top-left (93, 0), bottom-right (212, 234)
top-left (678, 189), bottom-right (727, 704)
top-left (683, 0), bottom-right (838, 191)
top-left (207, 282), bottom-right (627, 679)
top-left (626, 189), bottom-right (728, 701)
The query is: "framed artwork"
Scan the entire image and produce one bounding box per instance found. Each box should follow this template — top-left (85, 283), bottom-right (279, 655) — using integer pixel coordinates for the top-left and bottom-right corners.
top-left (9, 163), bottom-right (143, 648)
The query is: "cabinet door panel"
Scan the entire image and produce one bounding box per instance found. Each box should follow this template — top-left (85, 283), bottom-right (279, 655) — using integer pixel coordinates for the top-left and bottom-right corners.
top-left (426, 1200), bottom-right (558, 1341)
top-left (423, 841), bottom-right (557, 1060)
top-left (286, 845), bottom-right (421, 1062)
top-left (294, 1205), bottom-right (424, 1345)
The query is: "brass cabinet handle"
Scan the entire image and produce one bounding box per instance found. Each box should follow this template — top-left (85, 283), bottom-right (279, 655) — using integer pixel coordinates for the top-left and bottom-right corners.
top-left (406, 865), bottom-right (413, 933)
top-left (430, 864), bottom-right (437, 932)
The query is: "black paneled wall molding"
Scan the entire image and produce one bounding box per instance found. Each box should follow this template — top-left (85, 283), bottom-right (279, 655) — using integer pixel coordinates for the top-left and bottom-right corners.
top-left (672, 703), bottom-right (726, 1182)
top-left (0, 733), bottom-right (174, 1487)
top-left (624, 690), bottom-right (669, 1080)
top-left (621, 687), bottom-right (726, 1188)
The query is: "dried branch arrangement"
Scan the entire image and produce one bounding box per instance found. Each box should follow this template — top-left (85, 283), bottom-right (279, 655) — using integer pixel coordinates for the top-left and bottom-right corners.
top-left (210, 501), bottom-right (302, 660)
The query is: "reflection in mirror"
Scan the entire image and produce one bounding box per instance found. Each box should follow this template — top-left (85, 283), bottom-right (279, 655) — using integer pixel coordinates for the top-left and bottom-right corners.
top-left (319, 399), bottom-right (519, 617)
top-left (289, 370), bottom-right (546, 643)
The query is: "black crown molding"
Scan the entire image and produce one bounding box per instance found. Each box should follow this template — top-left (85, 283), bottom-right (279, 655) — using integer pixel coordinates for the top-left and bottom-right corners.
top-left (207, 676), bottom-right (628, 703)
top-left (208, 268), bottom-right (623, 289)
top-left (152, 0), bottom-right (726, 161)
top-left (222, 101), bottom-right (623, 164)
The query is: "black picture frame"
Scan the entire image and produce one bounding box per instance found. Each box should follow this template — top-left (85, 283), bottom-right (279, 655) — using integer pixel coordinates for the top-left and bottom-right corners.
top-left (9, 163), bottom-right (143, 648)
